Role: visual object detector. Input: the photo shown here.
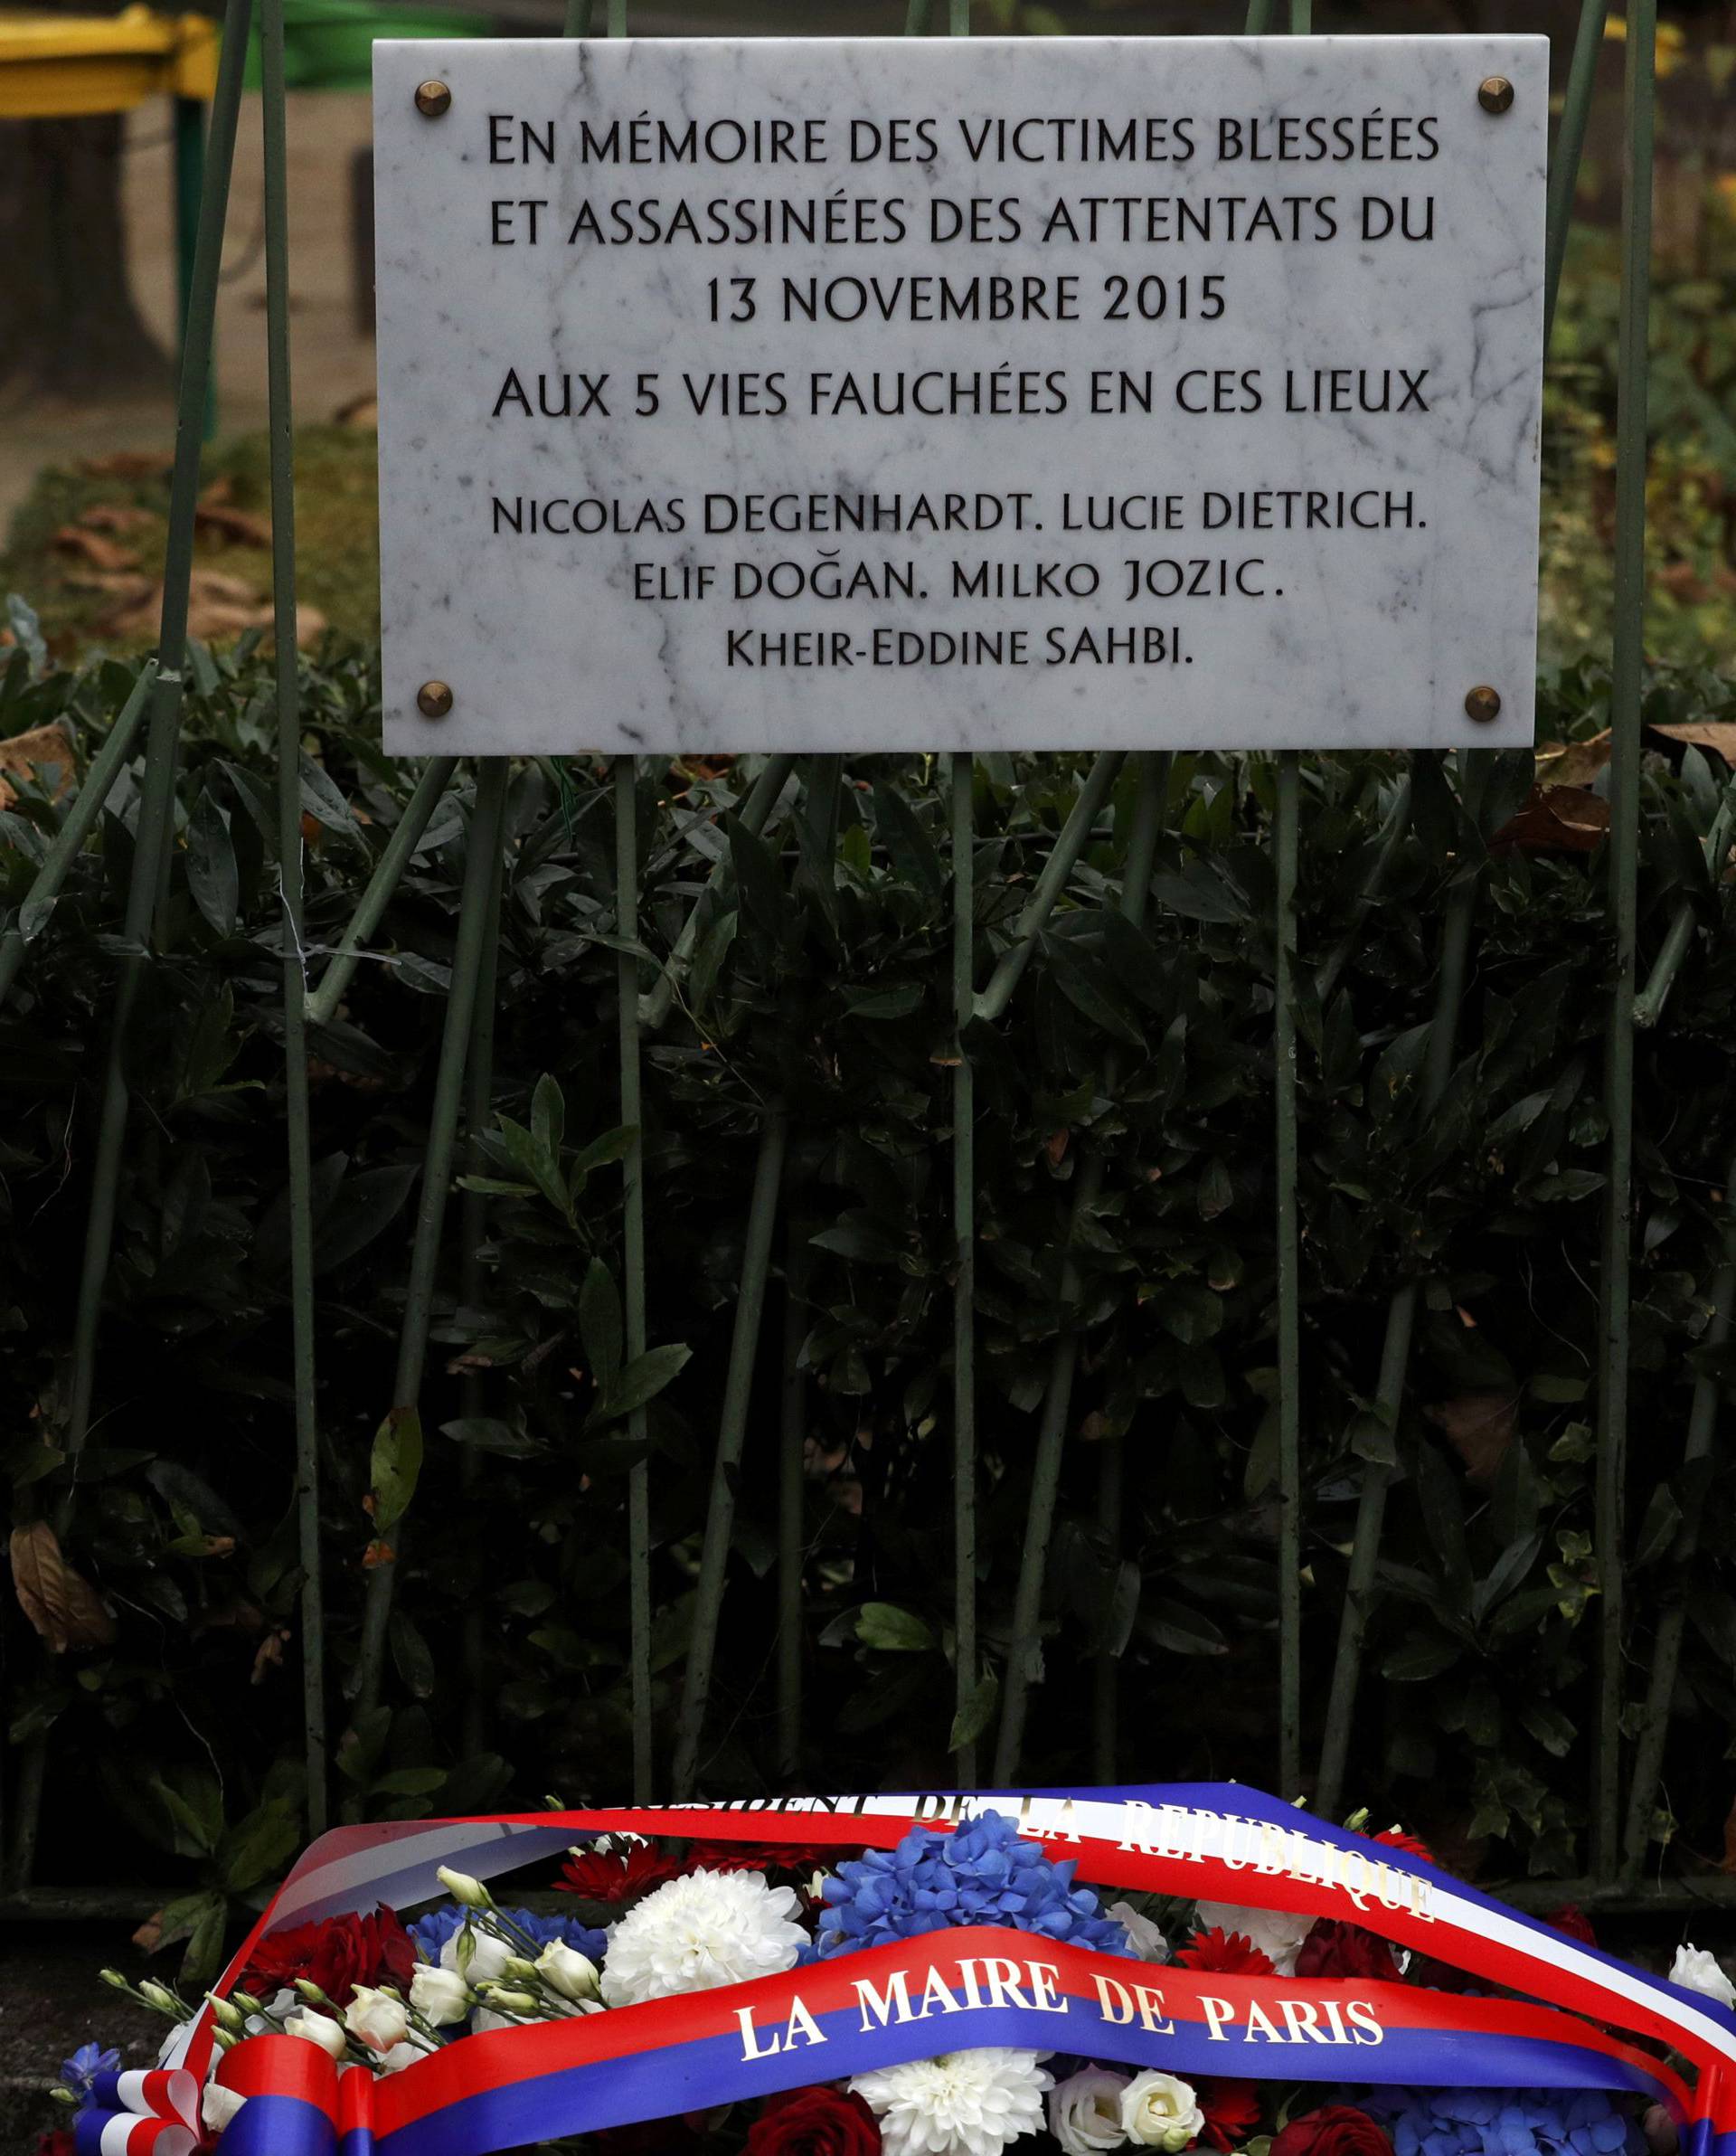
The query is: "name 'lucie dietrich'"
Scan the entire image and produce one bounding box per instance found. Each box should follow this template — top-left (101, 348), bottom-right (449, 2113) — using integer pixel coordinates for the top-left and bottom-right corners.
top-left (490, 486), bottom-right (1422, 536)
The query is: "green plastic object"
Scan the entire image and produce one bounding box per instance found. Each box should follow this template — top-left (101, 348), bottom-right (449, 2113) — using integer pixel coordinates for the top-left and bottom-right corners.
top-left (243, 0), bottom-right (491, 91)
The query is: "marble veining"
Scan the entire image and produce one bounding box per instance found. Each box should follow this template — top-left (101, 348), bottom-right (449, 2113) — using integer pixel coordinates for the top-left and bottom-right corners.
top-left (373, 35), bottom-right (1547, 754)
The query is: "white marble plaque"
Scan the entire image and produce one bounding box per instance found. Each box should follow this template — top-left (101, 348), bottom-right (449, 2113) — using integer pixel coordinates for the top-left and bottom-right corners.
top-left (373, 35), bottom-right (1545, 754)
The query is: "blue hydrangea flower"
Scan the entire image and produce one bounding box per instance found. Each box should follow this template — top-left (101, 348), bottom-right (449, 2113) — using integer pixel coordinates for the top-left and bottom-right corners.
top-left (409, 1901), bottom-right (607, 1967)
top-left (1352, 2086), bottom-right (1640, 2156)
top-left (60, 2045), bottom-right (120, 2096)
top-left (812, 1808), bottom-right (1133, 1960)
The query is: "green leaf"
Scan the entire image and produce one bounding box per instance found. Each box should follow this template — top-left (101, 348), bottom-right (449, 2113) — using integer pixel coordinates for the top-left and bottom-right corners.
top-left (531, 1072), bottom-right (565, 1169)
top-left (579, 1258), bottom-right (623, 1397)
top-left (948, 1669), bottom-right (999, 1751)
top-left (1382, 1630), bottom-right (1462, 1680)
top-left (591, 1342), bottom-right (692, 1426)
top-left (730, 820), bottom-right (786, 939)
top-left (856, 1602), bottom-right (937, 1652)
top-left (313, 1164), bottom-right (418, 1273)
top-left (872, 779), bottom-right (945, 906)
top-left (221, 1801), bottom-right (302, 1892)
top-left (186, 789), bottom-right (239, 938)
top-left (440, 1416), bottom-right (545, 1458)
top-left (370, 1404), bottom-right (423, 1530)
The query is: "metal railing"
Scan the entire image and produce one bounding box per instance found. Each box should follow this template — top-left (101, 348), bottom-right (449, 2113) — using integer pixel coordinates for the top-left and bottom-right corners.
top-left (2, 0), bottom-right (1712, 1915)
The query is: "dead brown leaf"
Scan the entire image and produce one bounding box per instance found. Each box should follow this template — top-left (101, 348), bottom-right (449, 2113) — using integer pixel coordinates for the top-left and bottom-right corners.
top-left (251, 1627), bottom-right (290, 1684)
top-left (1491, 785), bottom-right (1611, 855)
top-left (333, 391), bottom-right (378, 430)
top-left (194, 503), bottom-right (272, 549)
top-left (8, 1520), bottom-right (117, 1651)
top-left (0, 722), bottom-right (77, 810)
top-left (99, 570), bottom-right (325, 649)
top-left (131, 1910), bottom-right (165, 1954)
top-left (63, 571), bottom-right (155, 600)
top-left (1648, 722), bottom-right (1736, 765)
top-left (1424, 1388), bottom-right (1519, 1485)
top-left (1533, 733), bottom-right (1611, 790)
top-left (79, 504), bottom-right (161, 536)
top-left (52, 525), bottom-right (138, 573)
top-left (1046, 1129), bottom-right (1069, 1167)
top-left (78, 451), bottom-right (171, 480)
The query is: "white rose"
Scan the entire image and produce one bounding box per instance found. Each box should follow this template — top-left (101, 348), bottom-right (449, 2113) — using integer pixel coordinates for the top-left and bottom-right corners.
top-left (202, 2085), bottom-right (247, 2134)
top-left (1194, 1901), bottom-right (1311, 1976)
top-left (284, 2009), bottom-right (347, 2058)
top-left (536, 1940), bottom-right (601, 2002)
top-left (1671, 1944), bottom-right (1736, 2009)
top-left (1107, 1901), bottom-right (1168, 1963)
top-left (1120, 2071), bottom-right (1203, 2152)
top-left (379, 2041), bottom-right (429, 2075)
top-left (410, 1963), bottom-right (473, 2028)
top-left (344, 1985), bottom-right (410, 2053)
top-left (441, 1924), bottom-right (514, 1986)
top-left (1049, 2067), bottom-right (1132, 2156)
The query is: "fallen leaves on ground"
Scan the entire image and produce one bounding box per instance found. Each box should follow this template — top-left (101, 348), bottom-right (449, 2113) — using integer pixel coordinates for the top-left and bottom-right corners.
top-left (8, 1520), bottom-right (116, 1651)
top-left (52, 524), bottom-right (139, 572)
top-left (97, 568), bottom-right (326, 648)
top-left (1491, 783), bottom-right (1611, 854)
top-left (76, 450), bottom-right (171, 480)
top-left (1648, 721), bottom-right (1736, 764)
top-left (79, 503), bottom-right (163, 536)
top-left (1423, 1387), bottom-right (1519, 1484)
top-left (0, 721), bottom-right (76, 808)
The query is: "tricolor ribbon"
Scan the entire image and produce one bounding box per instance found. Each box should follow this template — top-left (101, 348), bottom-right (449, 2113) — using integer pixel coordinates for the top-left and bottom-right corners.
top-left (75, 2070), bottom-right (202, 2156)
top-left (145, 1786), bottom-right (1736, 2156)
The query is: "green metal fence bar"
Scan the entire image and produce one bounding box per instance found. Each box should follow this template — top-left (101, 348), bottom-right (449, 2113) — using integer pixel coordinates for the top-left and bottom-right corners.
top-left (1544, 0), bottom-right (1611, 345)
top-left (1621, 1139), bottom-right (1736, 1874)
top-left (304, 754), bottom-right (459, 1029)
top-left (6, 0), bottom-right (255, 1892)
top-left (950, 752), bottom-right (978, 1784)
top-left (639, 756), bottom-right (796, 1034)
top-left (672, 1105), bottom-right (789, 1795)
top-left (615, 757), bottom-right (655, 1800)
top-left (1315, 752), bottom-right (1491, 1816)
top-left (354, 760), bottom-right (512, 1718)
top-left (1316, 771), bottom-right (1410, 1006)
top-left (1273, 752), bottom-right (1303, 1796)
top-left (975, 752), bottom-right (1126, 1025)
top-left (458, 838), bottom-right (504, 1759)
top-left (1634, 788), bottom-right (1736, 1031)
top-left (1314, 0), bottom-right (1618, 1819)
top-left (777, 1198), bottom-right (811, 1782)
top-left (260, 0), bottom-right (327, 1835)
top-left (1592, 0), bottom-right (1656, 1887)
top-left (996, 753), bottom-right (1169, 1785)
top-left (0, 659), bottom-right (158, 1014)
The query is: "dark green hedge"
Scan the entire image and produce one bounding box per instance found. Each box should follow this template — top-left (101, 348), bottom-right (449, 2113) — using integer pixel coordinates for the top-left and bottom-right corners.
top-left (4, 624), bottom-right (1736, 1959)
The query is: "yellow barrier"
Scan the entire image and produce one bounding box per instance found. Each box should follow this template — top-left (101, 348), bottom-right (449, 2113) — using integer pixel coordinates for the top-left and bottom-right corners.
top-left (0, 5), bottom-right (218, 118)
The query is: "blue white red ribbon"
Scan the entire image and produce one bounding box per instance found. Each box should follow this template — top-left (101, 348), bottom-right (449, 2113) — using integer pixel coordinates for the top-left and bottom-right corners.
top-left (75, 2070), bottom-right (202, 2156)
top-left (123, 1786), bottom-right (1736, 2156)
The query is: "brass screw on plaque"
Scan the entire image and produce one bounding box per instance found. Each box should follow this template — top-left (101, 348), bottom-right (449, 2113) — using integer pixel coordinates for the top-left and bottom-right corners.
top-left (1477, 75), bottom-right (1514, 114)
top-left (1465, 685), bottom-right (1502, 724)
top-left (414, 78), bottom-right (451, 117)
top-left (417, 680), bottom-right (454, 718)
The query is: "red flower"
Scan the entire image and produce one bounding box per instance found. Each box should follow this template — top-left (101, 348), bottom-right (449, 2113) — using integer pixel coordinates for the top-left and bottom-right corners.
top-left (1271, 2106), bottom-right (1395, 2156)
top-left (1547, 1904), bottom-right (1598, 1947)
top-left (243, 1905), bottom-right (415, 2007)
top-left (690, 1841), bottom-right (841, 1878)
top-left (33, 2133), bottom-right (77, 2156)
top-left (1199, 2081), bottom-right (1261, 2152)
top-left (1371, 1826), bottom-right (1435, 1867)
top-left (558, 1840), bottom-right (685, 1904)
top-left (1294, 1919), bottom-right (1398, 1981)
top-left (747, 2088), bottom-right (881, 2156)
top-left (1175, 1926), bottom-right (1276, 1976)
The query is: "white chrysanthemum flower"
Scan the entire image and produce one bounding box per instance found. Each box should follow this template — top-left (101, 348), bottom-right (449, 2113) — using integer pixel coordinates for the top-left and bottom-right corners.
top-left (850, 2047), bottom-right (1054, 2156)
top-left (599, 1867), bottom-right (807, 2006)
top-left (1672, 1943), bottom-right (1736, 2009)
